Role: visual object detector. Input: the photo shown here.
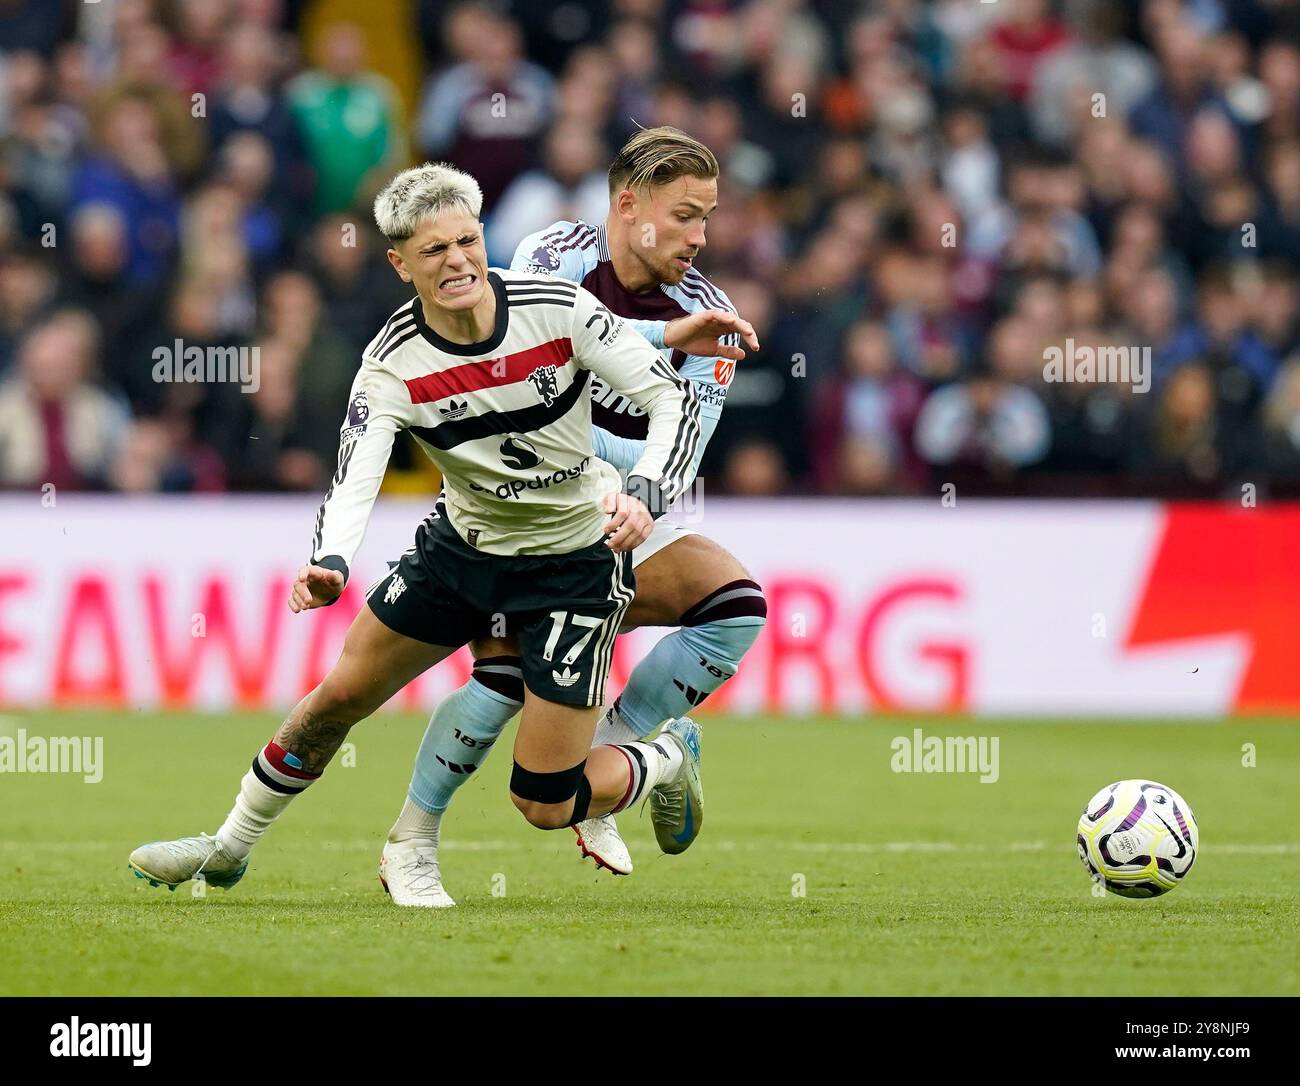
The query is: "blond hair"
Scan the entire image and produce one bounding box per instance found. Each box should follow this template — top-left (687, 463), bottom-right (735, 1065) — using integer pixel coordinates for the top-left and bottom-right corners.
top-left (608, 126), bottom-right (719, 195)
top-left (373, 162), bottom-right (483, 242)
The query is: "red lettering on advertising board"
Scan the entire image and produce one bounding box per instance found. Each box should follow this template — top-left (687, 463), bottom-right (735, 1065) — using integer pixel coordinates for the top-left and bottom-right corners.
top-left (142, 575), bottom-right (287, 707)
top-left (859, 579), bottom-right (969, 712)
top-left (764, 578), bottom-right (836, 713)
top-left (0, 573), bottom-right (28, 703)
top-left (53, 575), bottom-right (126, 706)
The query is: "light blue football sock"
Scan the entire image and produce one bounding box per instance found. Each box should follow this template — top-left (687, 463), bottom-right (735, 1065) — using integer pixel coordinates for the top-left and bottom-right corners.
top-left (409, 665), bottom-right (523, 815)
top-left (615, 578), bottom-right (767, 736)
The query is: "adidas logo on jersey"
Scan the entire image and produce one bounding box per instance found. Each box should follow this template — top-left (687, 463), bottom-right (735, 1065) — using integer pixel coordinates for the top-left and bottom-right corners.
top-left (552, 666), bottom-right (581, 687)
top-left (439, 398), bottom-right (467, 420)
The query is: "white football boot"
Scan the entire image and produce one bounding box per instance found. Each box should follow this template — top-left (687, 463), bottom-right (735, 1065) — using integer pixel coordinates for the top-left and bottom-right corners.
top-left (651, 718), bottom-right (703, 855)
top-left (379, 840), bottom-right (455, 908)
top-left (128, 833), bottom-right (247, 891)
top-left (573, 814), bottom-right (633, 875)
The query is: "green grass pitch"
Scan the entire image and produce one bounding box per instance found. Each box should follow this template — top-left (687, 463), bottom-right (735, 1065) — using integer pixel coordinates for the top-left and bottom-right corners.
top-left (1, 710), bottom-right (1297, 996)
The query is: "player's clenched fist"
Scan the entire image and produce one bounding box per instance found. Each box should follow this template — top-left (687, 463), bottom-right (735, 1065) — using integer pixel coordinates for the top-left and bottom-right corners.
top-left (288, 564), bottom-right (345, 612)
top-left (601, 491), bottom-right (652, 552)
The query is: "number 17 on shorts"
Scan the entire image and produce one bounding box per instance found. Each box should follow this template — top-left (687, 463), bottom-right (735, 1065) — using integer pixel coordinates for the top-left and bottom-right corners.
top-left (520, 590), bottom-right (631, 708)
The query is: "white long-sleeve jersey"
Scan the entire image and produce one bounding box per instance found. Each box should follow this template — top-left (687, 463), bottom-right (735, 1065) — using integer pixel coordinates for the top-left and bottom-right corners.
top-left (309, 270), bottom-right (700, 575)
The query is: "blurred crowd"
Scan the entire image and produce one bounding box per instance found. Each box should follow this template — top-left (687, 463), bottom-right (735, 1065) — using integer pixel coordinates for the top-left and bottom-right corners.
top-left (2, 0), bottom-right (1299, 498)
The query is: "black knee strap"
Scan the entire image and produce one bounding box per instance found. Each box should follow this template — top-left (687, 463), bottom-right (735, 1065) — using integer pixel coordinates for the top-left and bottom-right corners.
top-left (680, 578), bottom-right (767, 626)
top-left (474, 655), bottom-right (525, 703)
top-left (511, 759), bottom-right (586, 805)
top-left (567, 776), bottom-right (592, 825)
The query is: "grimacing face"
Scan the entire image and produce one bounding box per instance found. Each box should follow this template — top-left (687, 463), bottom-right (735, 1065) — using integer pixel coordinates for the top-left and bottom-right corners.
top-left (386, 208), bottom-right (490, 313)
top-left (621, 174), bottom-right (718, 286)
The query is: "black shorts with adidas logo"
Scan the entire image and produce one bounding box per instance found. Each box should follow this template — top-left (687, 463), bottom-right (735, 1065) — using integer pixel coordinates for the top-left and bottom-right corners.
top-left (367, 504), bottom-right (635, 708)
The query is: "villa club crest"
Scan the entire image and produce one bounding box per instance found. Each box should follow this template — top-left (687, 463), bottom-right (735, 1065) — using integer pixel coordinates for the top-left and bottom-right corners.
top-left (528, 364), bottom-right (559, 407)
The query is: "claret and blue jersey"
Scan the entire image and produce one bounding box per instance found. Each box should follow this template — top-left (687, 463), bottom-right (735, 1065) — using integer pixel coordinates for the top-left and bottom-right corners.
top-left (513, 219), bottom-right (739, 479)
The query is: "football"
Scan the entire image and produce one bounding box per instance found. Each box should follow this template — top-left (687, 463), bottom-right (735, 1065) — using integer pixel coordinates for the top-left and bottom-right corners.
top-left (1077, 780), bottom-right (1199, 898)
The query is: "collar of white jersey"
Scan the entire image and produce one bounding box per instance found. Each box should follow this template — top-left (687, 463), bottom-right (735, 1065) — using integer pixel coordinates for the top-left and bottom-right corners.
top-left (411, 271), bottom-right (510, 356)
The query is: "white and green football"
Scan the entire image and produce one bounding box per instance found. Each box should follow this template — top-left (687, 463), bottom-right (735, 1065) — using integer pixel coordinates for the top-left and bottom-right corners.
top-left (1077, 779), bottom-right (1199, 898)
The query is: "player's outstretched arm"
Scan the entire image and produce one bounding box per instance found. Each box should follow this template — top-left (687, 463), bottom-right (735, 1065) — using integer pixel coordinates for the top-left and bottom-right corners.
top-left (301, 363), bottom-right (407, 607)
top-left (622, 306), bottom-right (760, 358)
top-left (592, 308), bottom-right (758, 358)
top-left (663, 308), bottom-right (759, 360)
top-left (509, 222), bottom-right (758, 356)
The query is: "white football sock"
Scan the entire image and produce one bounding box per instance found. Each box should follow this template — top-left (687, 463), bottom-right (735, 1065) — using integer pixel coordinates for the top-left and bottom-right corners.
top-left (642, 736), bottom-right (685, 787)
top-left (609, 737), bottom-right (684, 812)
top-left (592, 704), bottom-right (645, 747)
top-left (216, 769), bottom-right (296, 860)
top-left (388, 796), bottom-right (443, 844)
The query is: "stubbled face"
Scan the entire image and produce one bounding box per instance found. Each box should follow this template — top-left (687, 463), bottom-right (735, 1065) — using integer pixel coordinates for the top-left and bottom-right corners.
top-left (620, 174), bottom-right (717, 286)
top-left (387, 208), bottom-right (490, 313)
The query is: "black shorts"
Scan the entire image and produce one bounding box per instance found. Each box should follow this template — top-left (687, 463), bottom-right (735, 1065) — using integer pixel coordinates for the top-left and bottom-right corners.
top-left (367, 506), bottom-right (635, 707)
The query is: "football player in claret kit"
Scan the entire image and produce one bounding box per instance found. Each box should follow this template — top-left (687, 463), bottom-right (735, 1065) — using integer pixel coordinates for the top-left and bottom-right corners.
top-left (126, 162), bottom-right (704, 893)
top-left (382, 127), bottom-right (769, 905)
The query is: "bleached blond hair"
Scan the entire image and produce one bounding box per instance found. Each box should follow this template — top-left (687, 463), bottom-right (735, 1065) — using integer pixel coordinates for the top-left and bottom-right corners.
top-left (372, 162), bottom-right (483, 242)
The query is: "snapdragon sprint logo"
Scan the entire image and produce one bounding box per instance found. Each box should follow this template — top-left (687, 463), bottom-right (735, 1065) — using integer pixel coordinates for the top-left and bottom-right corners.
top-left (890, 728), bottom-right (999, 784)
top-left (471, 456), bottom-right (592, 500)
top-left (1042, 339), bottom-right (1151, 394)
top-left (152, 340), bottom-right (261, 393)
top-left (0, 728), bottom-right (103, 783)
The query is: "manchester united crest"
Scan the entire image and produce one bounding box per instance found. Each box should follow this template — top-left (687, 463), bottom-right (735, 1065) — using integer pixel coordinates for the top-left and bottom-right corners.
top-left (528, 364), bottom-right (560, 407)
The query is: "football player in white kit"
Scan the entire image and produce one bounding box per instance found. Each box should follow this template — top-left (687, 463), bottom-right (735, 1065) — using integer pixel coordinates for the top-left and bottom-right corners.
top-left (127, 161), bottom-right (709, 895)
